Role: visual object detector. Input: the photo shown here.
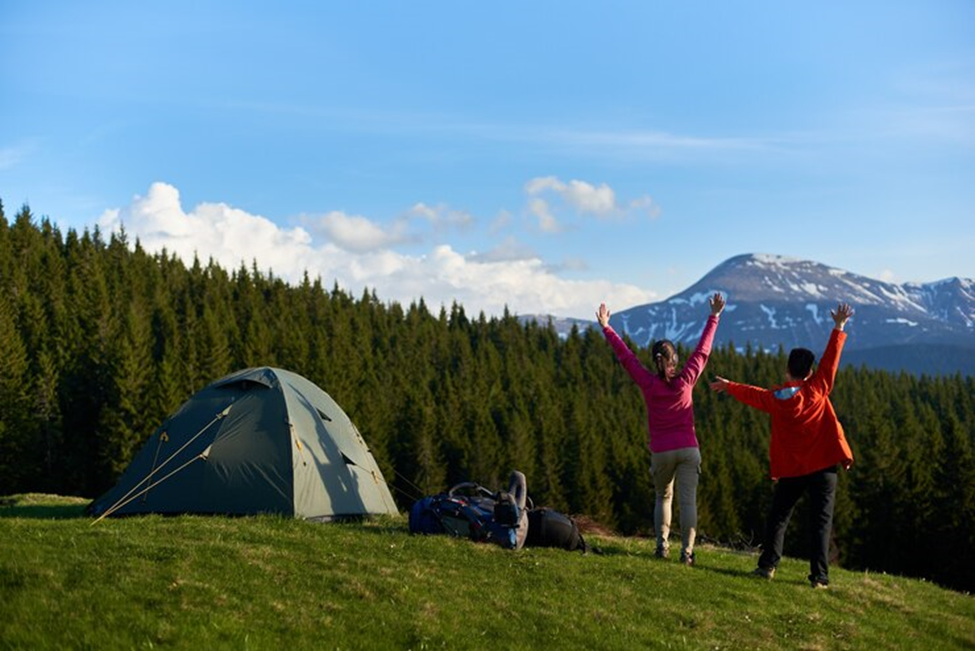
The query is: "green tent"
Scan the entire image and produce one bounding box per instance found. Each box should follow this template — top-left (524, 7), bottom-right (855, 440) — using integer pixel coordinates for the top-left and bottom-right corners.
top-left (88, 367), bottom-right (398, 521)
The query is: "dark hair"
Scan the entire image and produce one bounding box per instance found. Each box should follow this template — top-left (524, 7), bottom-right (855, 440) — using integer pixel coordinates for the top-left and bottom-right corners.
top-left (788, 348), bottom-right (816, 379)
top-left (651, 339), bottom-right (676, 379)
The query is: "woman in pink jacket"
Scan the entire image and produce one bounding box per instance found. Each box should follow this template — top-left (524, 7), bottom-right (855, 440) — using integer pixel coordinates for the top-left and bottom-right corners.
top-left (596, 292), bottom-right (725, 565)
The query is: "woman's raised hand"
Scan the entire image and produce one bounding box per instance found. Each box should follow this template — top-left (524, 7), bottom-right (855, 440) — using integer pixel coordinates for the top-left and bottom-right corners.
top-left (709, 292), bottom-right (726, 316)
top-left (596, 303), bottom-right (611, 328)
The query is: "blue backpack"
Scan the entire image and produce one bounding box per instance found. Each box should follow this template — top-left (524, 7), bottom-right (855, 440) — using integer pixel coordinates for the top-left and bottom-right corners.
top-left (409, 472), bottom-right (529, 550)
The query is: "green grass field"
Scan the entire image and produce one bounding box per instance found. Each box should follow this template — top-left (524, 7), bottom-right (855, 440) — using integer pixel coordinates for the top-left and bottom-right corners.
top-left (1, 494), bottom-right (972, 650)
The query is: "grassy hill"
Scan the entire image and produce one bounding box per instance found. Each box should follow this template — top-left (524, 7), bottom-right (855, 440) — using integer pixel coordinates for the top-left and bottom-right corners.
top-left (1, 495), bottom-right (972, 650)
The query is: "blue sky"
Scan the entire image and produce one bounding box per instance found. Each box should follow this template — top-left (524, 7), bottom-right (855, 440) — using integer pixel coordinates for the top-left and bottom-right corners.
top-left (2, 1), bottom-right (973, 319)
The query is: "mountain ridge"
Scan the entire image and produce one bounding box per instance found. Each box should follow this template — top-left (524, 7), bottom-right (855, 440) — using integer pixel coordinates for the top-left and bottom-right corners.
top-left (521, 253), bottom-right (975, 376)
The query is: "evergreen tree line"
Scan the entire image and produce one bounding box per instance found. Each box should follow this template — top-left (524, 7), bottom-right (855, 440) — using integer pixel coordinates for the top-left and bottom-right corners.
top-left (1, 203), bottom-right (972, 593)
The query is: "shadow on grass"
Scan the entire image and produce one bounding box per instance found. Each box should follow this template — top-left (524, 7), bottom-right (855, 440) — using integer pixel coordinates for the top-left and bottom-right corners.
top-left (0, 496), bottom-right (90, 520)
top-left (697, 562), bottom-right (811, 588)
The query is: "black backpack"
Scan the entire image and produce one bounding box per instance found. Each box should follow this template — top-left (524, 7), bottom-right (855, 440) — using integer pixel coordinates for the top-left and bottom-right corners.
top-left (525, 507), bottom-right (589, 553)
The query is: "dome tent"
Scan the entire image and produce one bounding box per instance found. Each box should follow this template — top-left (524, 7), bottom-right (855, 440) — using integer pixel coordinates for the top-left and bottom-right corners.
top-left (88, 367), bottom-right (397, 521)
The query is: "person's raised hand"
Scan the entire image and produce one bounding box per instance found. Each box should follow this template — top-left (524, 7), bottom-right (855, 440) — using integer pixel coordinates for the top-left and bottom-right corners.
top-left (596, 303), bottom-right (611, 328)
top-left (831, 302), bottom-right (854, 330)
top-left (709, 292), bottom-right (726, 316)
top-left (709, 376), bottom-right (730, 393)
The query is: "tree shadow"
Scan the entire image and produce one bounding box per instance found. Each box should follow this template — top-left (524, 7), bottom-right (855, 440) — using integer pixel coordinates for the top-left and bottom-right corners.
top-left (0, 496), bottom-right (90, 520)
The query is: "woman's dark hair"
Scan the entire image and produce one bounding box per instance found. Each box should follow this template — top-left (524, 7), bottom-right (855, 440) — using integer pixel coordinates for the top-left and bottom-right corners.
top-left (651, 339), bottom-right (676, 379)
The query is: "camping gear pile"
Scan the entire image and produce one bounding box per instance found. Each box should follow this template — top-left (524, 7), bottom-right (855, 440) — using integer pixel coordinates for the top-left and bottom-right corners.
top-left (87, 365), bottom-right (589, 556)
top-left (409, 470), bottom-right (589, 553)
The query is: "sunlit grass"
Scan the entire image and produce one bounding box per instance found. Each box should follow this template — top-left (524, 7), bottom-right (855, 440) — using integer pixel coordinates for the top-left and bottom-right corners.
top-left (1, 494), bottom-right (972, 650)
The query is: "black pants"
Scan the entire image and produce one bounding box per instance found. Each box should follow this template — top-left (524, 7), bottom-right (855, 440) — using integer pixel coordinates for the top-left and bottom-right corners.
top-left (758, 466), bottom-right (838, 584)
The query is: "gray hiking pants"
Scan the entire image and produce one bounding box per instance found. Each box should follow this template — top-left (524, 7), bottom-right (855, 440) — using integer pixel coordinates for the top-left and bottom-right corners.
top-left (650, 446), bottom-right (701, 557)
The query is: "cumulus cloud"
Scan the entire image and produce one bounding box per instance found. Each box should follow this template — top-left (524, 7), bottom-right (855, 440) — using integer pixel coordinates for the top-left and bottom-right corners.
top-left (97, 182), bottom-right (658, 319)
top-left (468, 236), bottom-right (539, 264)
top-left (407, 202), bottom-right (474, 230)
top-left (525, 176), bottom-right (616, 216)
top-left (527, 198), bottom-right (560, 233)
top-left (524, 175), bottom-right (659, 230)
top-left (316, 210), bottom-right (406, 252)
top-left (98, 182), bottom-right (319, 279)
top-left (301, 202), bottom-right (473, 253)
top-left (628, 195), bottom-right (662, 219)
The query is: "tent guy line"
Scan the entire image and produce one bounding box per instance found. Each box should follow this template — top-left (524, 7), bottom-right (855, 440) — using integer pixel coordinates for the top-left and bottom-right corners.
top-left (90, 406), bottom-right (232, 525)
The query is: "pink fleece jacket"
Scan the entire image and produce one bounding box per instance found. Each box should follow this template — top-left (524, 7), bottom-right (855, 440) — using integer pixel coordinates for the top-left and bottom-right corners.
top-left (603, 315), bottom-right (719, 453)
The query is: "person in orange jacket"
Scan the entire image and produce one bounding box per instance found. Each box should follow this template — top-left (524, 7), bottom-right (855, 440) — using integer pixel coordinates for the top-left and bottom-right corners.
top-left (710, 302), bottom-right (854, 589)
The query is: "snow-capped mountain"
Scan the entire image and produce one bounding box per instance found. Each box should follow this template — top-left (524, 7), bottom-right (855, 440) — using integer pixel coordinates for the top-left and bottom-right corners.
top-left (608, 254), bottom-right (975, 376)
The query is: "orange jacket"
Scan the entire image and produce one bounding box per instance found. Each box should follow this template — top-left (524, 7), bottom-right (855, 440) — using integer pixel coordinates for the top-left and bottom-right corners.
top-left (724, 329), bottom-right (854, 480)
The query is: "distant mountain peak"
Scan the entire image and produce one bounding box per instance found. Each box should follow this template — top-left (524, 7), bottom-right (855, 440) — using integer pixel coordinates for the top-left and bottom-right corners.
top-left (610, 254), bottom-right (974, 376)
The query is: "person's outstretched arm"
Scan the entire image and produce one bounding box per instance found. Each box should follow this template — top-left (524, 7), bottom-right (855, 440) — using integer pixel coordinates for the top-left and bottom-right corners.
top-left (597, 303), bottom-right (654, 386)
top-left (680, 292), bottom-right (725, 385)
top-left (807, 302), bottom-right (853, 398)
top-left (710, 375), bottom-right (774, 412)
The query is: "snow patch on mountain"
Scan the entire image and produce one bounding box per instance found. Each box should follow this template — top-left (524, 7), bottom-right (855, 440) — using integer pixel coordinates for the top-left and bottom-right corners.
top-left (805, 303), bottom-right (824, 324)
top-left (670, 290), bottom-right (716, 306)
top-left (886, 317), bottom-right (919, 327)
top-left (607, 254), bottom-right (974, 375)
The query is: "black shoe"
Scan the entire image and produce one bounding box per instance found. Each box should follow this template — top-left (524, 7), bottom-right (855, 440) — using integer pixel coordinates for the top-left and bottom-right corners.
top-left (654, 545), bottom-right (669, 559)
top-left (752, 565), bottom-right (775, 580)
top-left (680, 551), bottom-right (695, 566)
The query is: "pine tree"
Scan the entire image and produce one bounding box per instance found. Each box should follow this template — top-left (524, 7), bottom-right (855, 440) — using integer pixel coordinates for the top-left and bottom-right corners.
top-left (31, 348), bottom-right (63, 492)
top-left (0, 291), bottom-right (33, 494)
top-left (95, 302), bottom-right (155, 488)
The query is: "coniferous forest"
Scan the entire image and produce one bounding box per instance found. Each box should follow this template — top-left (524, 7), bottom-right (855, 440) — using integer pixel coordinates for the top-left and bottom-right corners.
top-left (1, 202), bottom-right (973, 593)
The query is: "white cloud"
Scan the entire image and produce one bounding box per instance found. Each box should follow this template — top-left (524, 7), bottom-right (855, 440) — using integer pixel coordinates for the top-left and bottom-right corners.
top-left (628, 195), bottom-right (662, 219)
top-left (525, 176), bottom-right (564, 195)
top-left (98, 183), bottom-right (318, 279)
top-left (468, 236), bottom-right (538, 263)
top-left (563, 179), bottom-right (615, 215)
top-left (524, 175), bottom-right (660, 226)
top-left (97, 182), bottom-right (658, 320)
top-left (527, 198), bottom-right (560, 233)
top-left (408, 202), bottom-right (438, 221)
top-left (407, 202), bottom-right (474, 230)
top-left (317, 210), bottom-right (405, 252)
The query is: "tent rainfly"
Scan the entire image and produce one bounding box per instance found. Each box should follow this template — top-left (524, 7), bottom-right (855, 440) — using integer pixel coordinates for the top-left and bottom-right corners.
top-left (88, 367), bottom-right (398, 521)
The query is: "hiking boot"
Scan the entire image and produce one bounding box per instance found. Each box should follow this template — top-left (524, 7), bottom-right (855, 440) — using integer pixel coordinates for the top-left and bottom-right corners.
top-left (751, 565), bottom-right (775, 580)
top-left (654, 545), bottom-right (669, 559)
top-left (810, 579), bottom-right (829, 589)
top-left (680, 551), bottom-right (695, 567)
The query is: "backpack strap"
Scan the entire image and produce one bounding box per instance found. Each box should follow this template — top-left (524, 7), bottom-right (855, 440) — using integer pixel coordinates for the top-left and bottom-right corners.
top-left (448, 482), bottom-right (495, 500)
top-left (438, 496), bottom-right (491, 542)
